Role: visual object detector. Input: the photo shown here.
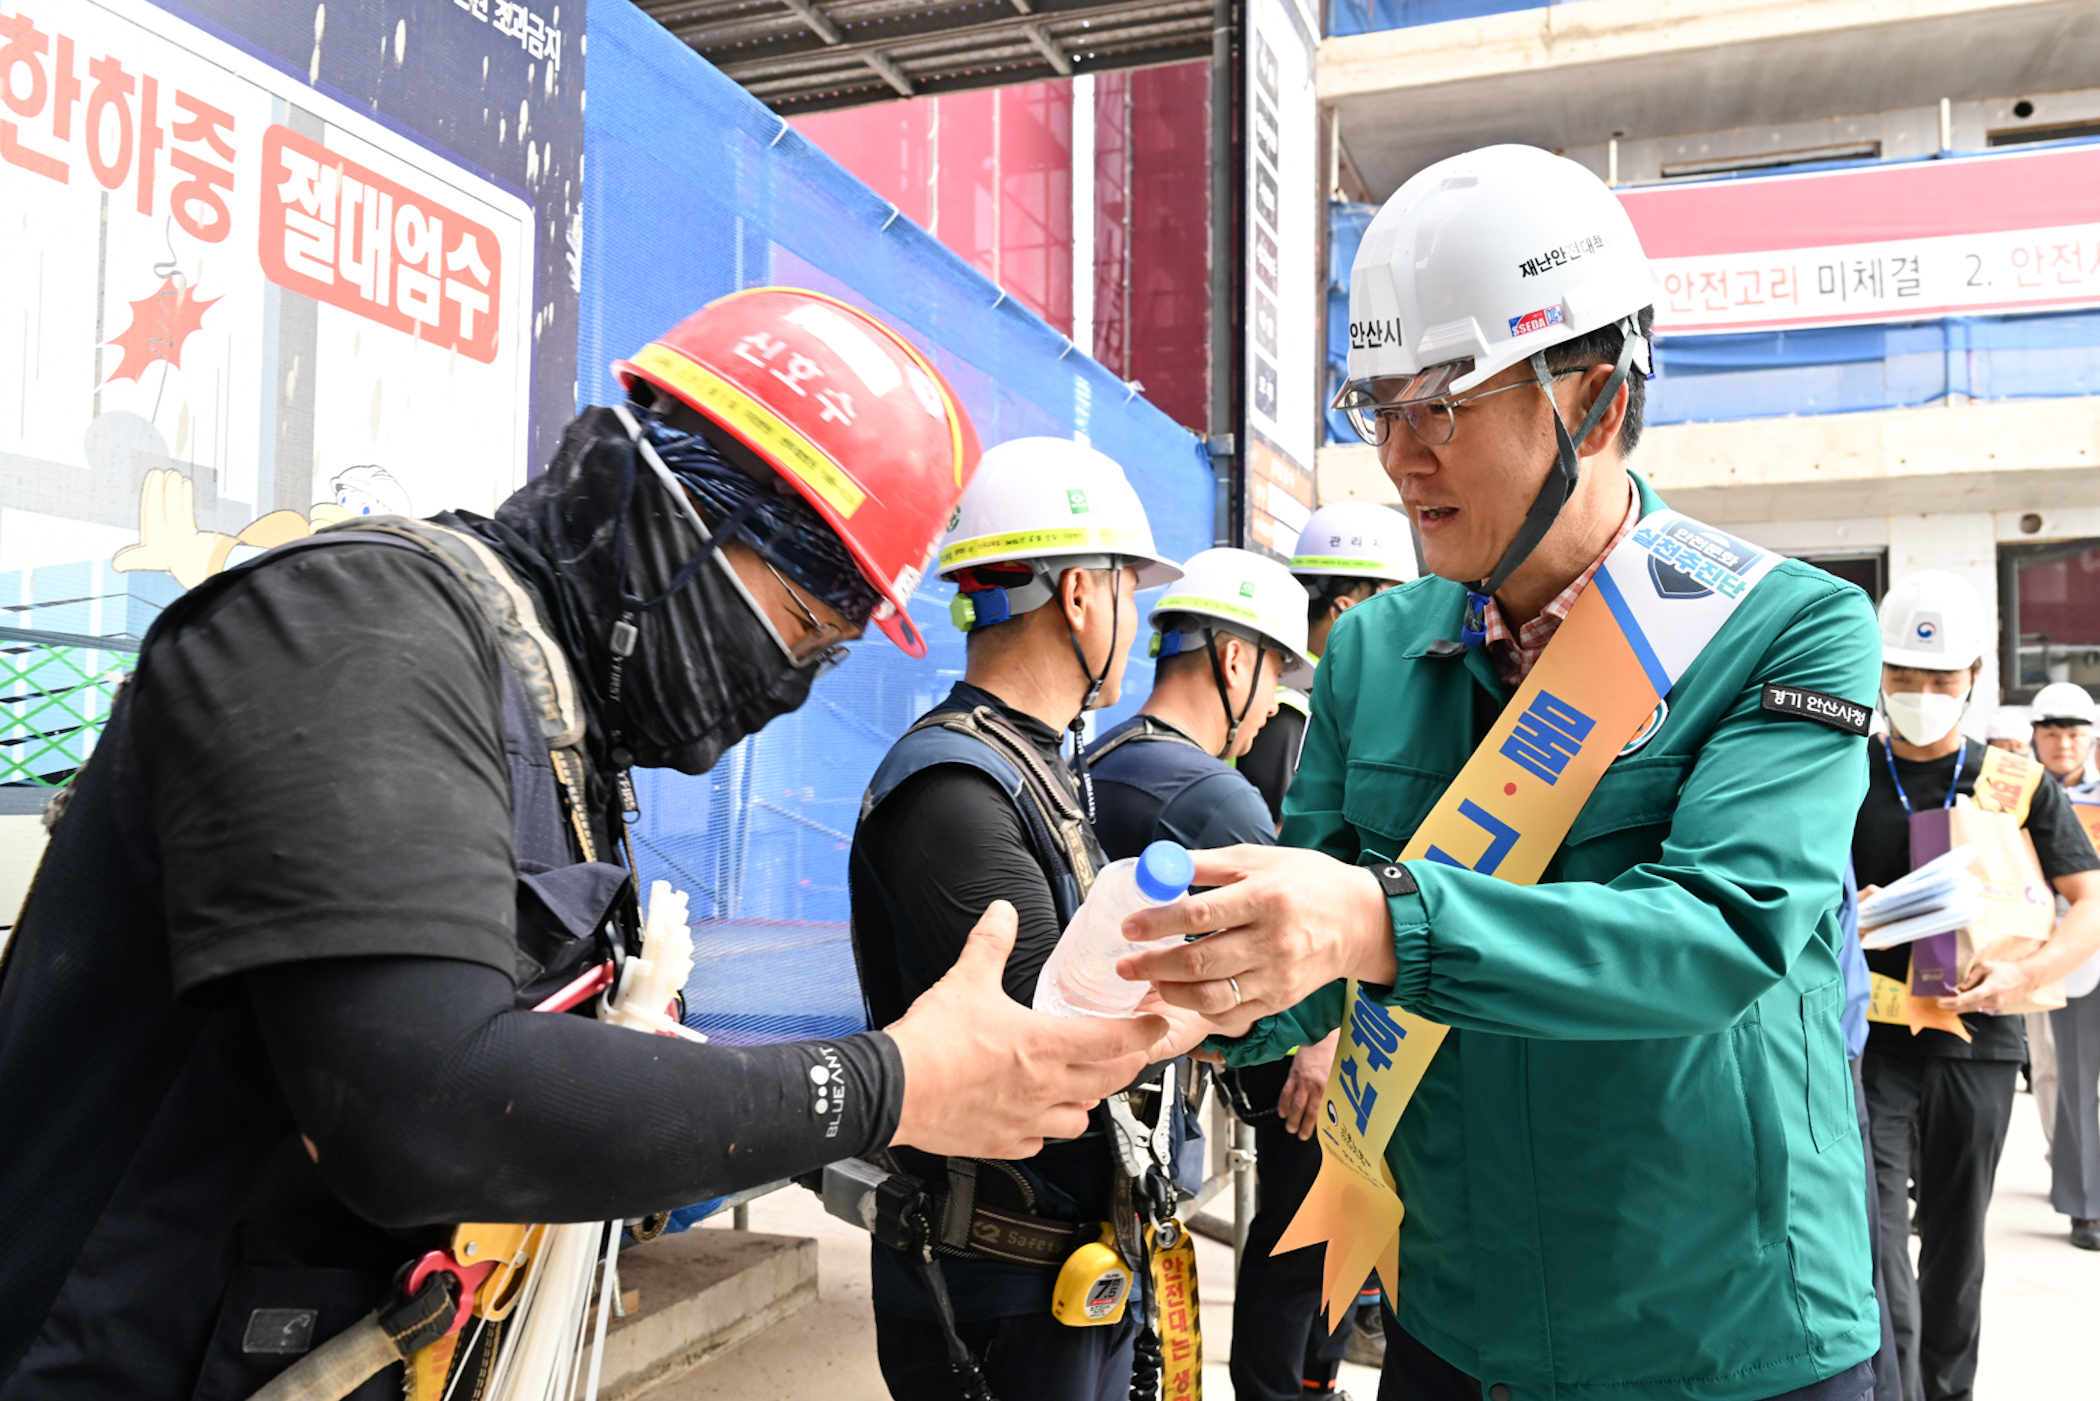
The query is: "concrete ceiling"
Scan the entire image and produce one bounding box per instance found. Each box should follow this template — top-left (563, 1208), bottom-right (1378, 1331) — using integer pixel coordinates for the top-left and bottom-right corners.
top-left (644, 0), bottom-right (1214, 112)
top-left (1321, 0), bottom-right (2100, 198)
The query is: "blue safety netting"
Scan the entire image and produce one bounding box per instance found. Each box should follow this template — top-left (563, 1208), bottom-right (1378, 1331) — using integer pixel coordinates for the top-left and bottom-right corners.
top-left (1327, 0), bottom-right (1545, 38)
top-left (1324, 202), bottom-right (1379, 445)
top-left (1648, 311), bottom-right (2100, 423)
top-left (580, 0), bottom-right (1213, 1047)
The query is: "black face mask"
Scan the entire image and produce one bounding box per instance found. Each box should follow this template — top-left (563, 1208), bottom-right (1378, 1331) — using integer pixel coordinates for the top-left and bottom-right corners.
top-left (470, 407), bottom-right (825, 777)
top-left (612, 456), bottom-right (824, 774)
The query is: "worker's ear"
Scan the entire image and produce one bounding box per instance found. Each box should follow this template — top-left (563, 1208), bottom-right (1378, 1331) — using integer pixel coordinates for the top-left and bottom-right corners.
top-left (1054, 566), bottom-right (1083, 628)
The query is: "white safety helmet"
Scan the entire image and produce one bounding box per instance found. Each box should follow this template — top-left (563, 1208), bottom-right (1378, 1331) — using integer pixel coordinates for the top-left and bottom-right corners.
top-left (1340, 145), bottom-right (1657, 399)
top-left (1986, 710), bottom-right (2034, 743)
top-left (1149, 548), bottom-right (1311, 667)
top-left (1148, 548), bottom-right (1310, 756)
top-left (1335, 145), bottom-right (1658, 597)
top-left (1878, 571), bottom-right (1990, 672)
top-left (2030, 682), bottom-right (2097, 727)
top-left (937, 436), bottom-right (1181, 633)
top-left (1289, 502), bottom-right (1417, 585)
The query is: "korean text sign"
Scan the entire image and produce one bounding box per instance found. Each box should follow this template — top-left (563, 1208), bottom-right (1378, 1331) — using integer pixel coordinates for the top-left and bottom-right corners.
top-left (260, 125), bottom-right (502, 363)
top-left (1618, 144), bottom-right (2100, 334)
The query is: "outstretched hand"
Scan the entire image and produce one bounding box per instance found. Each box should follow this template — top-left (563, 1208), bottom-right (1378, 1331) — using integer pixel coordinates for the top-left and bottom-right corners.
top-left (886, 900), bottom-right (1170, 1159)
top-left (1112, 845), bottom-right (1397, 1038)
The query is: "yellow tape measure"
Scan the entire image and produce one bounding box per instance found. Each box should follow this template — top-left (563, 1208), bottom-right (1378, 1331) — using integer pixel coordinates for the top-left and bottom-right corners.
top-left (1051, 1227), bottom-right (1132, 1326)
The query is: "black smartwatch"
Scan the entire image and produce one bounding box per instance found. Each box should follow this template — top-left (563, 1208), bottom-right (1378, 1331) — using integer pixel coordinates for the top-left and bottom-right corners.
top-left (1362, 858), bottom-right (1418, 898)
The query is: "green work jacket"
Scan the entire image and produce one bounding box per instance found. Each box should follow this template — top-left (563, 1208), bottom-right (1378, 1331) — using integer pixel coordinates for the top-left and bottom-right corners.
top-left (1225, 476), bottom-right (1881, 1401)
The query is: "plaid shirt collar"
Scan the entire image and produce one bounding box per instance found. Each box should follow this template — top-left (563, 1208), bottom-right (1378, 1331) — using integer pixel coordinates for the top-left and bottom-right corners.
top-left (1480, 483), bottom-right (1641, 686)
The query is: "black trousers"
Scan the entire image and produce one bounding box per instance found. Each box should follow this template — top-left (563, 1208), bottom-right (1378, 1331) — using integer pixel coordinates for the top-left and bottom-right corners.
top-left (1860, 1052), bottom-right (2019, 1401)
top-left (1854, 1059), bottom-right (1901, 1401)
top-left (1227, 1061), bottom-right (1354, 1401)
top-left (1375, 1315), bottom-right (1875, 1401)
top-left (874, 1308), bottom-right (1138, 1401)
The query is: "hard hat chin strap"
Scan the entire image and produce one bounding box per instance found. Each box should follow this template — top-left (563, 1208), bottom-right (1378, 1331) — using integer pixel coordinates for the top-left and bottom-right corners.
top-left (1202, 629), bottom-right (1269, 760)
top-left (1464, 318), bottom-right (1644, 640)
top-left (1065, 561), bottom-right (1124, 823)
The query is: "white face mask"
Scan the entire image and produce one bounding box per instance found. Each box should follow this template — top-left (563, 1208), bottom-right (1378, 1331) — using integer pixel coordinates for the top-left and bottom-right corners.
top-left (1884, 690), bottom-right (1968, 747)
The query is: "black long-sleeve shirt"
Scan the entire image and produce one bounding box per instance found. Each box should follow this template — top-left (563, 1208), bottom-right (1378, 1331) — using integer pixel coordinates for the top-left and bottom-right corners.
top-left (854, 682), bottom-right (1073, 1014)
top-left (0, 544), bottom-right (898, 1397)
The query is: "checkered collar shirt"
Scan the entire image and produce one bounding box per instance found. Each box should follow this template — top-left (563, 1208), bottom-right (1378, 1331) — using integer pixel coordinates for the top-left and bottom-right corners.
top-left (1480, 482), bottom-right (1642, 687)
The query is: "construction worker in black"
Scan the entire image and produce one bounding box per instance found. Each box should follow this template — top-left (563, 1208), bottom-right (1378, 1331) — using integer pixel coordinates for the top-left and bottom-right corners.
top-left (848, 437), bottom-right (1199, 1401)
top-left (1089, 546), bottom-right (1306, 862)
top-left (0, 296), bottom-right (1172, 1401)
top-left (1240, 504), bottom-right (1414, 825)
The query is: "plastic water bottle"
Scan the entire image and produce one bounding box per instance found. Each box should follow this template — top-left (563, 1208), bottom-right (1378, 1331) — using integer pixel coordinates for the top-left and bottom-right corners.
top-left (1033, 840), bottom-right (1196, 1018)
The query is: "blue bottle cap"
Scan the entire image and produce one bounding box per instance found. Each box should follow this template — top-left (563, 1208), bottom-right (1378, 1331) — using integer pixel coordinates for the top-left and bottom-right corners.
top-left (1134, 840), bottom-right (1195, 902)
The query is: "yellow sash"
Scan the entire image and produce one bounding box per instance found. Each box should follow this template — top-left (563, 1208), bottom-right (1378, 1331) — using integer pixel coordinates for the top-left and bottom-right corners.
top-left (1973, 743), bottom-right (2044, 824)
top-left (1276, 511), bottom-right (1781, 1329)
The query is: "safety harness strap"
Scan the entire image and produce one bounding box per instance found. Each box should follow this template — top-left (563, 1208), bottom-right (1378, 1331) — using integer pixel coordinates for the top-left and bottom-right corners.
top-left (1084, 715), bottom-right (1210, 767)
top-left (945, 1204), bottom-right (1094, 1267)
top-left (904, 705), bottom-right (1100, 899)
top-left (333, 517), bottom-right (600, 863)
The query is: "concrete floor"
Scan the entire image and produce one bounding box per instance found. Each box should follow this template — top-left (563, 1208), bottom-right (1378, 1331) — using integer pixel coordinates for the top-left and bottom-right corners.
top-left (646, 1086), bottom-right (2094, 1399)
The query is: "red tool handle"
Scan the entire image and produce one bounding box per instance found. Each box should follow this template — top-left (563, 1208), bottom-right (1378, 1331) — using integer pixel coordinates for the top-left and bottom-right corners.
top-left (404, 1251), bottom-right (499, 1337)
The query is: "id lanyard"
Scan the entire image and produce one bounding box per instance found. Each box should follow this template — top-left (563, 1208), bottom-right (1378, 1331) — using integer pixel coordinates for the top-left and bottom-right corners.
top-left (1881, 735), bottom-right (1964, 816)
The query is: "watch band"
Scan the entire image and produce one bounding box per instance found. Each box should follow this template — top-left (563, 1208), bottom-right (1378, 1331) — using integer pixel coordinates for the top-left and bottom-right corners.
top-left (1364, 858), bottom-right (1418, 899)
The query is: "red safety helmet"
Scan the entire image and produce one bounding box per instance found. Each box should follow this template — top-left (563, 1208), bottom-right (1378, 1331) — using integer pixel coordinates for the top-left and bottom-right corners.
top-left (614, 288), bottom-right (982, 657)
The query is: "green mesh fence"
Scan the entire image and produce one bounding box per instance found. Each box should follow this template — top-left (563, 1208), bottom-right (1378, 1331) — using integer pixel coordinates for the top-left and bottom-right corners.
top-left (0, 633), bottom-right (139, 788)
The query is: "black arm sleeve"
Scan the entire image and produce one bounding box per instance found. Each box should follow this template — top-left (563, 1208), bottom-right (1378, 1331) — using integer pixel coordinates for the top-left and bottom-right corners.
top-left (860, 764), bottom-right (1066, 1007)
top-left (248, 955), bottom-right (903, 1227)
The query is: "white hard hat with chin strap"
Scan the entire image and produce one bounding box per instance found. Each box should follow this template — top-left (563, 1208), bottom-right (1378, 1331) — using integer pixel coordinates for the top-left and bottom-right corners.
top-left (1335, 144), bottom-right (1659, 637)
top-left (936, 436), bottom-right (1182, 816)
top-left (1148, 548), bottom-right (1310, 757)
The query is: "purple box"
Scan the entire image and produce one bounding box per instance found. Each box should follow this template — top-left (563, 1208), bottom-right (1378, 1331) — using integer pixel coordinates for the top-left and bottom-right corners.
top-left (1907, 809), bottom-right (1961, 997)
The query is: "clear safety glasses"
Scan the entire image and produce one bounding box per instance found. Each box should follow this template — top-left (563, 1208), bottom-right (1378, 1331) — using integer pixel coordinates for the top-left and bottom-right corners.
top-left (1332, 362), bottom-right (1584, 448)
top-left (757, 554), bottom-right (853, 670)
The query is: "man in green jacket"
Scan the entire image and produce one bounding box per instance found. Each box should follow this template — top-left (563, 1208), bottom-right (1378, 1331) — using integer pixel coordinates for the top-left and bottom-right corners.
top-left (1126, 145), bottom-right (1881, 1401)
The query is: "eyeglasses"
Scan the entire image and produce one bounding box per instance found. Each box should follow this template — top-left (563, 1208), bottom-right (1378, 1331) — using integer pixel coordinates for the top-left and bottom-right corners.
top-left (1332, 366), bottom-right (1585, 448)
top-left (758, 556), bottom-right (854, 669)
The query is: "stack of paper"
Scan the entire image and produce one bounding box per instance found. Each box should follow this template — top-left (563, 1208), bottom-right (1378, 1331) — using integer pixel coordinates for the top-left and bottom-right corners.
top-left (1858, 845), bottom-right (1981, 950)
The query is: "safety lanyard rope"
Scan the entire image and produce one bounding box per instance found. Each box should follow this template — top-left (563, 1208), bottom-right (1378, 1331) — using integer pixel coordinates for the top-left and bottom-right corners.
top-left (1881, 734), bottom-right (1964, 816)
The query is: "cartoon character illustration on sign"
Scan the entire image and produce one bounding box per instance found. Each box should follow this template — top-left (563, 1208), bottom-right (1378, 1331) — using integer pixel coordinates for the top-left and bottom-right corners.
top-left (112, 465), bottom-right (414, 589)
